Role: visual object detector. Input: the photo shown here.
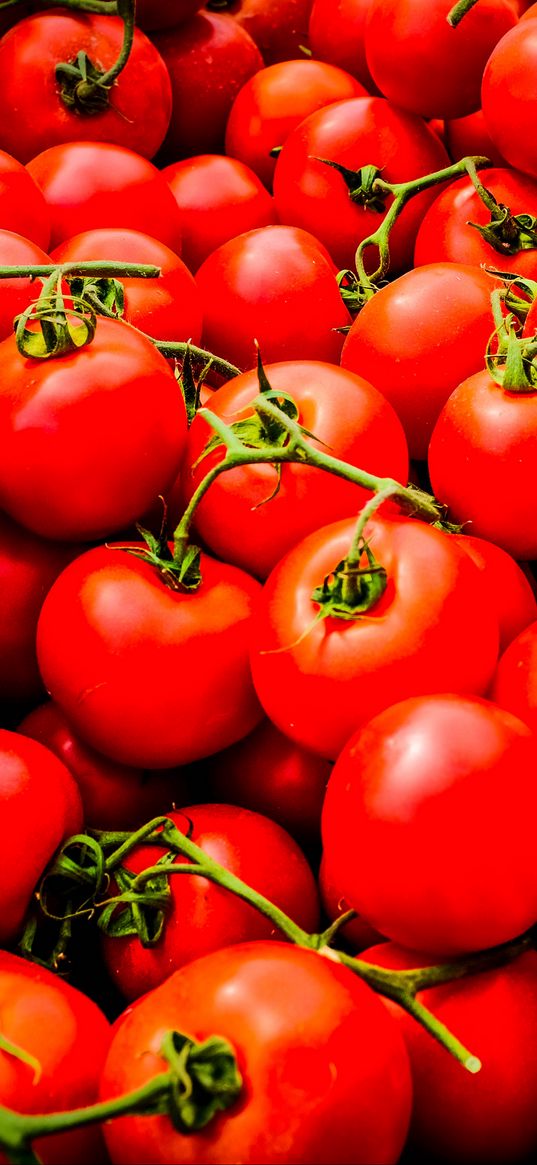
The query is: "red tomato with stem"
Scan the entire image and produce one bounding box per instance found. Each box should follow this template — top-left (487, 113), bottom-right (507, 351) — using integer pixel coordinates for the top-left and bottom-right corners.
top-left (36, 545), bottom-right (263, 769)
top-left (249, 515), bottom-right (499, 760)
top-left (0, 231), bottom-right (52, 342)
top-left (454, 532), bottom-right (537, 652)
top-left (321, 693), bottom-right (537, 955)
top-left (482, 20), bottom-right (537, 180)
top-left (0, 149), bottom-right (50, 248)
top-left (0, 11), bottom-right (172, 162)
top-left (0, 950), bottom-right (111, 1165)
top-left (100, 941), bottom-right (412, 1165)
top-left (179, 359), bottom-right (409, 578)
top-left (208, 0), bottom-right (314, 64)
top-left (491, 619), bottom-right (537, 734)
top-left (100, 803), bottom-right (320, 1000)
top-left (340, 263), bottom-right (499, 460)
top-left (195, 226), bottom-right (351, 370)
top-left (308, 0), bottom-right (379, 93)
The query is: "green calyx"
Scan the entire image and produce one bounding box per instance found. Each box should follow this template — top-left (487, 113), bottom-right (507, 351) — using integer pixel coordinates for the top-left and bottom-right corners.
top-left (160, 1030), bottom-right (243, 1133)
top-left (313, 159), bottom-right (388, 211)
top-left (469, 207), bottom-right (537, 256)
top-left (56, 51), bottom-right (116, 115)
top-left (311, 538), bottom-right (387, 620)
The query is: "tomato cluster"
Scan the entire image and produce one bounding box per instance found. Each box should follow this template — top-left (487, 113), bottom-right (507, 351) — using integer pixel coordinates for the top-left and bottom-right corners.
top-left (2, 1), bottom-right (537, 1163)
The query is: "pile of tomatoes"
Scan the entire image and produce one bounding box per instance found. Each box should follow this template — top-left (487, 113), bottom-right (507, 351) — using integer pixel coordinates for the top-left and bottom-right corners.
top-left (3, 0), bottom-right (537, 1162)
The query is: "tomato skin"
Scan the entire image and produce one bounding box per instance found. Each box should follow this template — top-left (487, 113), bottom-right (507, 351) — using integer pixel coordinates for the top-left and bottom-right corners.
top-left (308, 0), bottom-right (379, 93)
top-left (163, 154), bottom-right (276, 272)
top-left (362, 943), bottom-right (537, 1165)
top-left (249, 515), bottom-right (499, 760)
top-left (0, 12), bottom-right (172, 162)
top-left (273, 96), bottom-right (450, 274)
top-left (135, 0), bottom-right (205, 30)
top-left (414, 167), bottom-right (537, 275)
top-left (225, 59), bottom-right (367, 191)
top-left (443, 109), bottom-right (508, 167)
top-left (100, 941), bottom-right (412, 1165)
top-left (364, 0), bottom-right (516, 120)
top-left (454, 532), bottom-right (537, 652)
top-left (428, 370), bottom-right (537, 559)
top-left (50, 229), bottom-right (203, 344)
top-left (322, 693), bottom-right (537, 955)
top-left (26, 141), bottom-right (184, 252)
top-left (340, 263), bottom-right (498, 460)
top-left (482, 21), bottom-right (537, 180)
top-left (213, 0), bottom-right (314, 65)
top-left (0, 950), bottom-right (111, 1165)
top-left (180, 360), bottom-right (409, 578)
top-left (0, 149), bottom-right (50, 248)
top-left (0, 318), bottom-right (187, 541)
top-left (0, 729), bottom-right (82, 945)
top-left (100, 804), bottom-right (320, 1000)
top-left (195, 226), bottom-right (351, 370)
top-left (491, 619), bottom-right (537, 734)
top-left (36, 545), bottom-right (263, 769)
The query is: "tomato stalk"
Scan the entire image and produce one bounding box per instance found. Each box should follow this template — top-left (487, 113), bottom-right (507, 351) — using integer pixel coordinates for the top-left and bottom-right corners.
top-left (0, 0), bottom-right (117, 9)
top-left (56, 0), bottom-right (136, 115)
top-left (447, 0), bottom-right (480, 27)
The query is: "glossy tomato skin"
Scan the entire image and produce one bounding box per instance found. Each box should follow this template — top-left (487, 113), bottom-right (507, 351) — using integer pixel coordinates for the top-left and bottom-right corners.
top-left (0, 950), bottom-right (111, 1165)
top-left (0, 149), bottom-right (50, 248)
top-left (195, 226), bottom-right (351, 370)
top-left (225, 59), bottom-right (367, 190)
top-left (100, 803), bottom-right (320, 1000)
top-left (0, 12), bottom-right (172, 162)
top-left (180, 360), bottom-right (409, 578)
top-left (340, 263), bottom-right (498, 460)
top-left (443, 109), bottom-right (508, 167)
top-left (50, 229), bottom-right (203, 344)
top-left (0, 231), bottom-right (52, 342)
top-left (36, 545), bottom-right (263, 769)
top-left (428, 369), bottom-right (537, 559)
top-left (272, 96), bottom-right (450, 273)
top-left (454, 532), bottom-right (537, 652)
top-left (322, 693), bottom-right (537, 955)
top-left (249, 515), bottom-right (499, 760)
top-left (100, 941), bottom-right (412, 1165)
top-left (362, 943), bottom-right (537, 1165)
top-left (491, 619), bottom-right (537, 734)
top-left (215, 0), bottom-right (314, 64)
top-left (0, 318), bottom-right (187, 541)
top-left (153, 12), bottom-right (263, 162)
top-left (27, 141), bottom-right (184, 252)
top-left (0, 729), bottom-right (82, 945)
top-left (163, 154), bottom-right (276, 272)
top-left (482, 21), bottom-right (537, 180)
top-left (414, 167), bottom-right (537, 275)
top-left (364, 0), bottom-right (516, 120)
top-left (308, 0), bottom-right (379, 92)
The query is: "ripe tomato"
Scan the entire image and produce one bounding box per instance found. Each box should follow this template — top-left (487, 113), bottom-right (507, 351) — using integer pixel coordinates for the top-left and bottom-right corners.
top-left (308, 0), bottom-right (379, 93)
top-left (443, 109), bottom-right (508, 167)
top-left (322, 693), bottom-right (537, 955)
top-left (362, 943), bottom-right (537, 1165)
top-left (0, 230), bottom-right (52, 342)
top-left (36, 545), bottom-right (263, 769)
top-left (482, 20), bottom-right (537, 180)
top-left (100, 803), bottom-right (320, 1000)
top-left (0, 950), bottom-right (111, 1165)
top-left (50, 229), bottom-right (203, 344)
top-left (0, 11), bottom-right (172, 162)
top-left (134, 0), bottom-right (205, 30)
top-left (163, 154), bottom-right (276, 273)
top-left (249, 515), bottom-right (499, 760)
top-left (364, 0), bottom-right (516, 120)
top-left (428, 369), bottom-right (537, 559)
top-left (454, 532), bottom-right (537, 652)
top-left (26, 142), bottom-right (183, 252)
top-left (272, 96), bottom-right (450, 273)
top-left (0, 149), bottom-right (50, 248)
top-left (0, 318), bottom-right (187, 541)
top-left (225, 59), bottom-right (367, 190)
top-left (210, 0), bottom-right (314, 64)
top-left (0, 729), bottom-right (82, 945)
top-left (195, 226), bottom-right (351, 370)
top-left (491, 619), bottom-right (537, 734)
top-left (99, 941), bottom-right (412, 1164)
top-left (340, 263), bottom-right (499, 460)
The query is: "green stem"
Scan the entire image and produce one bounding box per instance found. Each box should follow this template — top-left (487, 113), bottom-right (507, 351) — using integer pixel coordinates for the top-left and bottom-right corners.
top-left (95, 0), bottom-right (134, 89)
top-left (0, 262), bottom-right (161, 280)
top-left (447, 0), bottom-right (479, 27)
top-left (345, 484), bottom-right (401, 568)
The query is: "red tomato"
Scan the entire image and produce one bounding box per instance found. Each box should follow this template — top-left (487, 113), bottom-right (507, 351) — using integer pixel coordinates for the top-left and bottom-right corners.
top-left (428, 369), bottom-right (537, 559)
top-left (0, 950), bottom-right (111, 1165)
top-left (163, 154), bottom-right (276, 273)
top-left (0, 149), bottom-right (50, 248)
top-left (100, 941), bottom-right (412, 1165)
top-left (364, 0), bottom-right (516, 120)
top-left (26, 141), bottom-right (183, 252)
top-left (0, 11), bottom-right (172, 162)
top-left (225, 59), bottom-right (367, 190)
top-left (322, 693), bottom-right (537, 955)
top-left (443, 108), bottom-right (508, 167)
top-left (0, 729), bottom-right (82, 945)
top-left (272, 96), bottom-right (450, 273)
top-left (36, 545), bottom-right (263, 769)
top-left (100, 803), bottom-right (320, 1000)
top-left (153, 11), bottom-right (263, 162)
top-left (340, 263), bottom-right (498, 460)
top-left (482, 20), bottom-right (537, 180)
top-left (308, 0), bottom-right (379, 93)
top-left (454, 532), bottom-right (537, 652)
top-left (199, 718), bottom-right (332, 847)
top-left (195, 226), bottom-right (351, 370)
top-left (362, 943), bottom-right (537, 1165)
top-left (491, 619), bottom-right (537, 734)
top-left (210, 0), bottom-right (314, 64)
top-left (135, 0), bottom-right (205, 30)
top-left (0, 318), bottom-right (187, 541)
top-left (18, 701), bottom-right (192, 832)
top-left (0, 230), bottom-right (52, 342)
top-left (414, 167), bottom-right (537, 275)
top-left (179, 359), bottom-right (409, 578)
top-left (249, 515), bottom-right (499, 760)
top-left (51, 229), bottom-right (202, 344)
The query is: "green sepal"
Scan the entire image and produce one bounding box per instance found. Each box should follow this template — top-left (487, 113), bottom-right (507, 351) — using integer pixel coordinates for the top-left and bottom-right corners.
top-left (96, 857), bottom-right (174, 948)
top-left (469, 207), bottom-right (537, 255)
top-left (312, 158), bottom-right (387, 210)
top-left (56, 51), bottom-right (112, 114)
top-left (68, 275), bottom-right (126, 318)
top-left (311, 540), bottom-right (388, 619)
top-left (160, 1030), bottom-right (243, 1133)
top-left (14, 297), bottom-right (96, 359)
